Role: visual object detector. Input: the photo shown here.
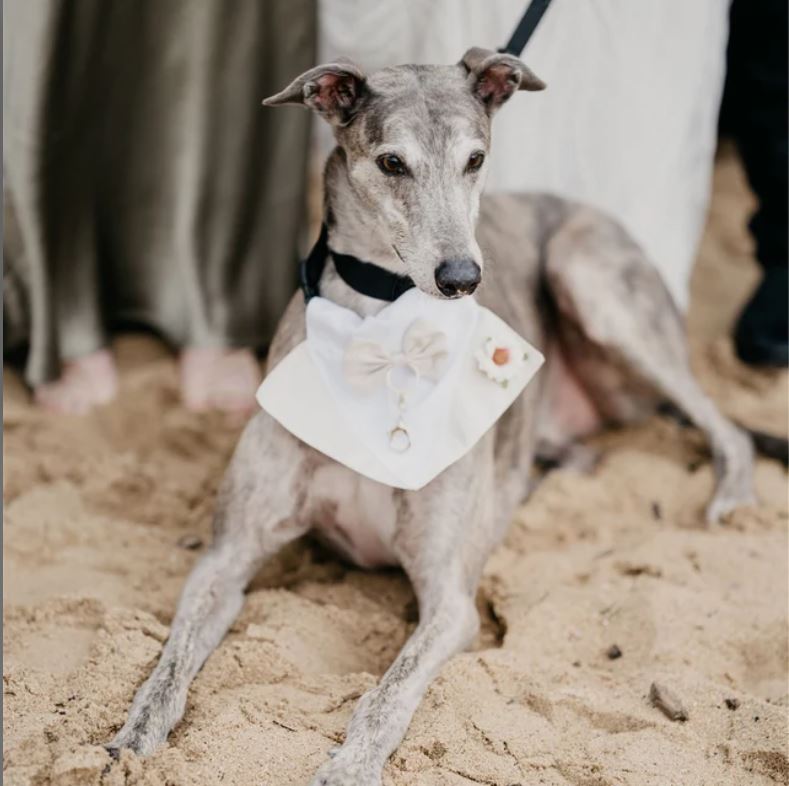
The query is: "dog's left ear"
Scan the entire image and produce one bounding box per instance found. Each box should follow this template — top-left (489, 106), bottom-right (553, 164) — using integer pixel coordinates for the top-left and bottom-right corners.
top-left (262, 59), bottom-right (367, 127)
top-left (460, 47), bottom-right (545, 114)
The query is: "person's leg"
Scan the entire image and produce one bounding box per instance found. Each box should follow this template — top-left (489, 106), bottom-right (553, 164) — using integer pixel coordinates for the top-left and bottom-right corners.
top-left (175, 0), bottom-right (314, 413)
top-left (4, 0), bottom-right (121, 413)
top-left (92, 0), bottom-right (314, 414)
top-left (722, 0), bottom-right (788, 366)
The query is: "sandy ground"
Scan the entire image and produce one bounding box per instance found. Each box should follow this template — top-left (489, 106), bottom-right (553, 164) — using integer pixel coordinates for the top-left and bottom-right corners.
top-left (4, 150), bottom-right (788, 786)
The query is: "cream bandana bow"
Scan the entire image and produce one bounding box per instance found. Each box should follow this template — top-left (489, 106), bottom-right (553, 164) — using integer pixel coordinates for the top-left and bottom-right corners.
top-left (343, 319), bottom-right (449, 394)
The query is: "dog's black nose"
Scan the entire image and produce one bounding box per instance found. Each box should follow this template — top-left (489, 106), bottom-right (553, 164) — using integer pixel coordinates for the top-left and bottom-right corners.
top-left (435, 258), bottom-right (481, 297)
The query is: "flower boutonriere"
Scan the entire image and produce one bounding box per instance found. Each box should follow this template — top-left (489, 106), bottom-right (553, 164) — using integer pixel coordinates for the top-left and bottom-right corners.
top-left (475, 337), bottom-right (526, 387)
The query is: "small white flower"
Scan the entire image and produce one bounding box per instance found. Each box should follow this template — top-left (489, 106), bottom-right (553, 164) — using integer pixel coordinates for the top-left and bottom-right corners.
top-left (475, 337), bottom-right (525, 386)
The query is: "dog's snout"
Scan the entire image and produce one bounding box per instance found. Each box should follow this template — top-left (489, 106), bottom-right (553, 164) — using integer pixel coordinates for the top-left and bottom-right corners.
top-left (435, 258), bottom-right (481, 297)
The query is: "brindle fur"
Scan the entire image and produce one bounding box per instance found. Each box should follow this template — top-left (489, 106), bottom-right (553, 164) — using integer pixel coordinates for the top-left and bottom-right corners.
top-left (108, 51), bottom-right (755, 784)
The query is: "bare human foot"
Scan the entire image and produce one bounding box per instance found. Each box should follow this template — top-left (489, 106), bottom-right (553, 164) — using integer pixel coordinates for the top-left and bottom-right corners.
top-left (33, 349), bottom-right (119, 415)
top-left (179, 347), bottom-right (262, 416)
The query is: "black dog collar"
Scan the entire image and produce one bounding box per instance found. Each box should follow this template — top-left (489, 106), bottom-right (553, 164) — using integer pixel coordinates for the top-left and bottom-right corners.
top-left (300, 223), bottom-right (415, 302)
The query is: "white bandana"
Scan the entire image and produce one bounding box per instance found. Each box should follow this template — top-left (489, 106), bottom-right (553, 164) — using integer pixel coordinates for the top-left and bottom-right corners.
top-left (257, 289), bottom-right (544, 490)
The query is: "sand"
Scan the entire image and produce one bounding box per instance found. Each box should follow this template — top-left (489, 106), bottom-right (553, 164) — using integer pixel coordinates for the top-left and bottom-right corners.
top-left (4, 149), bottom-right (788, 786)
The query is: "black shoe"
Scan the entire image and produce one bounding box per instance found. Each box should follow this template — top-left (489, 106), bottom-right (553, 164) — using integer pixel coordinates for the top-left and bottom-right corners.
top-left (734, 267), bottom-right (789, 367)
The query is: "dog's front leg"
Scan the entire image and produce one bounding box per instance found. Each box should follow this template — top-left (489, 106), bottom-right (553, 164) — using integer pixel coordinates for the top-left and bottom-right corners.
top-left (312, 581), bottom-right (479, 786)
top-left (311, 453), bottom-right (495, 786)
top-left (108, 413), bottom-right (309, 757)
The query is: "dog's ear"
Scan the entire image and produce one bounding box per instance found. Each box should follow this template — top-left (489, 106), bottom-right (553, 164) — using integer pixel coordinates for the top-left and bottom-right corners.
top-left (460, 47), bottom-right (545, 114)
top-left (263, 59), bottom-right (367, 127)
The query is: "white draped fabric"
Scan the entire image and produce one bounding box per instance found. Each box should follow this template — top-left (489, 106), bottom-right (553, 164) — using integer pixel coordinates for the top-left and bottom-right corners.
top-left (318, 0), bottom-right (730, 308)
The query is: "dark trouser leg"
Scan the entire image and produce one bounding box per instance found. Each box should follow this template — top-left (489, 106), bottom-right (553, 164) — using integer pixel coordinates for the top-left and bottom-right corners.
top-left (721, 0), bottom-right (788, 366)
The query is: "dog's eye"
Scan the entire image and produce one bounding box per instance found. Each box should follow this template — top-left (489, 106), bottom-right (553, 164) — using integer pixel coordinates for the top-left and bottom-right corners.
top-left (377, 154), bottom-right (407, 176)
top-left (466, 151), bottom-right (485, 173)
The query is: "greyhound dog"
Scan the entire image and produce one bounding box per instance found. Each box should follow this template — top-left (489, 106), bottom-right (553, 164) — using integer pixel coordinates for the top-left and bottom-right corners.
top-left (108, 49), bottom-right (757, 784)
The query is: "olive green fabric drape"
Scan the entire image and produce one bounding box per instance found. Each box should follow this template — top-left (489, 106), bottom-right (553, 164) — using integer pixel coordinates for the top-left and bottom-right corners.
top-left (3, 0), bottom-right (316, 384)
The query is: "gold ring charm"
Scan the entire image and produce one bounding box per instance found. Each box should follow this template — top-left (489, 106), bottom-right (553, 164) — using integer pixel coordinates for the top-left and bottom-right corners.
top-left (388, 423), bottom-right (411, 453)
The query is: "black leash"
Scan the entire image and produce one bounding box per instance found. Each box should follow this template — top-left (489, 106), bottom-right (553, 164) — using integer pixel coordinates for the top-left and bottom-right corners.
top-left (300, 223), bottom-right (415, 302)
top-left (499, 0), bottom-right (553, 56)
top-left (300, 1), bottom-right (552, 303)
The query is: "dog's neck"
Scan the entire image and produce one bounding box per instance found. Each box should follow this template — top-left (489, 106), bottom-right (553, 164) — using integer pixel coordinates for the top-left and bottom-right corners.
top-left (319, 147), bottom-right (405, 317)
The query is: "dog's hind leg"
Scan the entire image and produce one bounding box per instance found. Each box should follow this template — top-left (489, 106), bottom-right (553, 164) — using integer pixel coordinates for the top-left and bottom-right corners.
top-left (544, 207), bottom-right (755, 523)
top-left (108, 413), bottom-right (308, 756)
top-left (309, 447), bottom-right (494, 786)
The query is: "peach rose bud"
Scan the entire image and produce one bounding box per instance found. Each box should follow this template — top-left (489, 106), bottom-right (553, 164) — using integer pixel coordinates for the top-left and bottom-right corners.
top-left (492, 347), bottom-right (510, 366)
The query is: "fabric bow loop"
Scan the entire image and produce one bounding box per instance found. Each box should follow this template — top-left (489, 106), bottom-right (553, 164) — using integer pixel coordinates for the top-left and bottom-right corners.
top-left (343, 319), bottom-right (449, 394)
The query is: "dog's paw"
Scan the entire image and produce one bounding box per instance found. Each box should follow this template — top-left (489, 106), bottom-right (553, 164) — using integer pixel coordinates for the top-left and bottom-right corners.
top-left (309, 753), bottom-right (382, 786)
top-left (705, 484), bottom-right (757, 525)
top-left (105, 724), bottom-right (167, 759)
top-left (104, 744), bottom-right (123, 762)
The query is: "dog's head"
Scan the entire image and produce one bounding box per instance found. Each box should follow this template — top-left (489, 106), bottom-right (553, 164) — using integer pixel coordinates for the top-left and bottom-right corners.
top-left (264, 49), bottom-right (544, 298)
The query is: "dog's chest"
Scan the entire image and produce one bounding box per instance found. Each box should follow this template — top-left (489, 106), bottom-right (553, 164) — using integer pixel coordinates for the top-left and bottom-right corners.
top-left (304, 464), bottom-right (400, 568)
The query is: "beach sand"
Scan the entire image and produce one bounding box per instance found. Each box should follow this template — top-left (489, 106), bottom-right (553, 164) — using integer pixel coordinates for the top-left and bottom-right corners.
top-left (4, 149), bottom-right (788, 785)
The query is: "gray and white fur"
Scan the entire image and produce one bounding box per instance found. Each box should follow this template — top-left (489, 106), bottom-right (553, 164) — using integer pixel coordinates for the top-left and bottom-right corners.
top-left (107, 50), bottom-right (757, 785)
